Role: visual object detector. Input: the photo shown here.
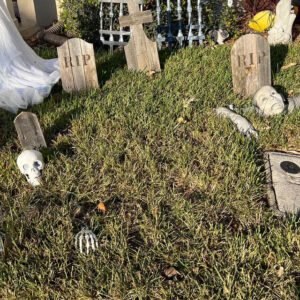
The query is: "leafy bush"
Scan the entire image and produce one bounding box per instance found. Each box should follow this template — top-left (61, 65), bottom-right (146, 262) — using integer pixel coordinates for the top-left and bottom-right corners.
top-left (59, 0), bottom-right (242, 47)
top-left (202, 0), bottom-right (242, 39)
top-left (59, 0), bottom-right (100, 43)
top-left (242, 0), bottom-right (279, 16)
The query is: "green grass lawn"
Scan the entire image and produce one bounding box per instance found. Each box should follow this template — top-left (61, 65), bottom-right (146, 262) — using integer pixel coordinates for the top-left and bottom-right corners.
top-left (0, 44), bottom-right (299, 299)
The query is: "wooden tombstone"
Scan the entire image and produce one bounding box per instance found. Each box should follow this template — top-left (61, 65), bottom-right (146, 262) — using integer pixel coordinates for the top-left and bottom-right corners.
top-left (231, 34), bottom-right (271, 98)
top-left (57, 38), bottom-right (99, 92)
top-left (105, 0), bottom-right (161, 73)
top-left (14, 112), bottom-right (47, 150)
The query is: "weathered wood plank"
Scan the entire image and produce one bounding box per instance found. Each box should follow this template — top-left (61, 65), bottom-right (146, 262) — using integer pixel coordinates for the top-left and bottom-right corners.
top-left (68, 38), bottom-right (87, 92)
top-left (80, 40), bottom-right (99, 89)
top-left (14, 112), bottom-right (47, 150)
top-left (119, 1), bottom-right (160, 74)
top-left (57, 40), bottom-right (74, 92)
top-left (119, 10), bottom-right (153, 27)
top-left (231, 34), bottom-right (271, 98)
top-left (57, 38), bottom-right (99, 93)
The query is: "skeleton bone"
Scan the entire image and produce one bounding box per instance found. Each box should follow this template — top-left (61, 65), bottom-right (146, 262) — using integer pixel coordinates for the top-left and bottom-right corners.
top-left (287, 94), bottom-right (300, 113)
top-left (231, 87), bottom-right (299, 117)
top-left (215, 107), bottom-right (258, 138)
top-left (75, 227), bottom-right (98, 254)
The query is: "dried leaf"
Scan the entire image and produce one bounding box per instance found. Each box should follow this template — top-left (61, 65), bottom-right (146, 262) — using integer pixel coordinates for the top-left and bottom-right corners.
top-left (164, 266), bottom-right (180, 278)
top-left (281, 63), bottom-right (297, 70)
top-left (53, 93), bottom-right (61, 102)
top-left (73, 205), bottom-right (83, 217)
top-left (183, 97), bottom-right (196, 108)
top-left (277, 266), bottom-right (284, 278)
top-left (97, 202), bottom-right (106, 212)
top-left (177, 117), bottom-right (187, 124)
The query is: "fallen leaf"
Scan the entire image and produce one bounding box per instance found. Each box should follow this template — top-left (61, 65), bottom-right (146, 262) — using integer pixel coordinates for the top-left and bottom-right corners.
top-left (164, 266), bottom-right (180, 278)
top-left (276, 266), bottom-right (284, 278)
top-left (53, 93), bottom-right (61, 102)
top-left (97, 202), bottom-right (106, 212)
top-left (148, 71), bottom-right (156, 78)
top-left (281, 62), bottom-right (297, 70)
top-left (73, 205), bottom-right (83, 217)
top-left (288, 90), bottom-right (294, 97)
top-left (177, 117), bottom-right (187, 124)
top-left (183, 97), bottom-right (196, 108)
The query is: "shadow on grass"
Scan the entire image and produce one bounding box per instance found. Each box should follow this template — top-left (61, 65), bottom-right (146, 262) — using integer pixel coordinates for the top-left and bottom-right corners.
top-left (271, 44), bottom-right (289, 76)
top-left (96, 51), bottom-right (127, 87)
top-left (0, 111), bottom-right (16, 149)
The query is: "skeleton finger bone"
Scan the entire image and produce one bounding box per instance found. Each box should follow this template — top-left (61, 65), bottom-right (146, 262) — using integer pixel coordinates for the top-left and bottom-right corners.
top-left (75, 227), bottom-right (98, 255)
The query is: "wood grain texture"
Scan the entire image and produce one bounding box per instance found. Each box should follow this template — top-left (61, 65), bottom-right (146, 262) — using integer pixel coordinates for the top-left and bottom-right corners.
top-left (119, 10), bottom-right (152, 27)
top-left (57, 38), bottom-right (99, 93)
top-left (119, 2), bottom-right (160, 74)
top-left (14, 112), bottom-right (47, 150)
top-left (231, 34), bottom-right (271, 98)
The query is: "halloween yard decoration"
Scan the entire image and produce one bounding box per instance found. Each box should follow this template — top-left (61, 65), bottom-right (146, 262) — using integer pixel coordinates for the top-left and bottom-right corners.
top-left (215, 86), bottom-right (300, 137)
top-left (57, 38), bottom-right (99, 93)
top-left (0, 1), bottom-right (60, 114)
top-left (75, 227), bottom-right (99, 254)
top-left (116, 0), bottom-right (161, 73)
top-left (215, 107), bottom-right (258, 138)
top-left (265, 152), bottom-right (300, 215)
top-left (231, 34), bottom-right (271, 98)
top-left (268, 0), bottom-right (296, 44)
top-left (209, 29), bottom-right (229, 45)
top-left (14, 112), bottom-right (47, 186)
top-left (14, 112), bottom-right (47, 150)
top-left (253, 86), bottom-right (300, 116)
top-left (17, 150), bottom-right (45, 187)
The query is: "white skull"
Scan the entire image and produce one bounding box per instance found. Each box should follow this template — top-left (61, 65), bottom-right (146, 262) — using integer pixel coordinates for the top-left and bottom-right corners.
top-left (17, 150), bottom-right (44, 186)
top-left (253, 86), bottom-right (286, 117)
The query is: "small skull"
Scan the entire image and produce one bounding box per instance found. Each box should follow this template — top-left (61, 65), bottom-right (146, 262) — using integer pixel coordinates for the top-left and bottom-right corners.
top-left (253, 86), bottom-right (286, 117)
top-left (17, 150), bottom-right (44, 186)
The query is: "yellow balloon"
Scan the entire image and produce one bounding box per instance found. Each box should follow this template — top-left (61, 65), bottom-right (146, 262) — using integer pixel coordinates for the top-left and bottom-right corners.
top-left (249, 11), bottom-right (276, 32)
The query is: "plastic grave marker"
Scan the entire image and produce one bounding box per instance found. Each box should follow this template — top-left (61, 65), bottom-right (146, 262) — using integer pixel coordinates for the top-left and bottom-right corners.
top-left (265, 151), bottom-right (300, 215)
top-left (231, 34), bottom-right (271, 98)
top-left (14, 112), bottom-right (47, 150)
top-left (105, 0), bottom-right (161, 73)
top-left (57, 38), bottom-right (99, 92)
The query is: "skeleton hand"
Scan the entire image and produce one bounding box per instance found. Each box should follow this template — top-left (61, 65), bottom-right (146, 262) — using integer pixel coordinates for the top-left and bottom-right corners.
top-left (75, 227), bottom-right (98, 254)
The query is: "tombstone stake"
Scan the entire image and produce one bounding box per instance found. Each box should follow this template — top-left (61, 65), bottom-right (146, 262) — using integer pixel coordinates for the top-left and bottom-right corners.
top-left (57, 38), bottom-right (99, 93)
top-left (231, 34), bottom-right (271, 98)
top-left (14, 112), bottom-right (47, 150)
top-left (118, 0), bottom-right (161, 73)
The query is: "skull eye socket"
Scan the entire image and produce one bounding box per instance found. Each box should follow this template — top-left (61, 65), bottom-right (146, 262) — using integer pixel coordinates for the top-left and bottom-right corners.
top-left (34, 161), bottom-right (42, 169)
top-left (23, 164), bottom-right (29, 171)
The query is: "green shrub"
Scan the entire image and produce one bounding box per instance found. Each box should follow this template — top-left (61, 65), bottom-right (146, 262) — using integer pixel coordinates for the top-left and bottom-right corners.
top-left (59, 0), bottom-right (100, 43)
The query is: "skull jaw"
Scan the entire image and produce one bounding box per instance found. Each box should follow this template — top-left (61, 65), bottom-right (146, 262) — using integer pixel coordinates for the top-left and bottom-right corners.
top-left (26, 175), bottom-right (42, 186)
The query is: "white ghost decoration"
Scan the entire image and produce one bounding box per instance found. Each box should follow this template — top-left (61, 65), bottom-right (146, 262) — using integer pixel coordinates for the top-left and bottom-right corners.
top-left (253, 86), bottom-right (286, 117)
top-left (17, 150), bottom-right (44, 186)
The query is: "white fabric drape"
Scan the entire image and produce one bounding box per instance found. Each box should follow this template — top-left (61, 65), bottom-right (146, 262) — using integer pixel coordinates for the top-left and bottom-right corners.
top-left (0, 1), bottom-right (60, 113)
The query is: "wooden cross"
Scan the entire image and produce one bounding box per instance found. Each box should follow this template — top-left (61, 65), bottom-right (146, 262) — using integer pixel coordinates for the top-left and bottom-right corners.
top-left (102, 0), bottom-right (160, 73)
